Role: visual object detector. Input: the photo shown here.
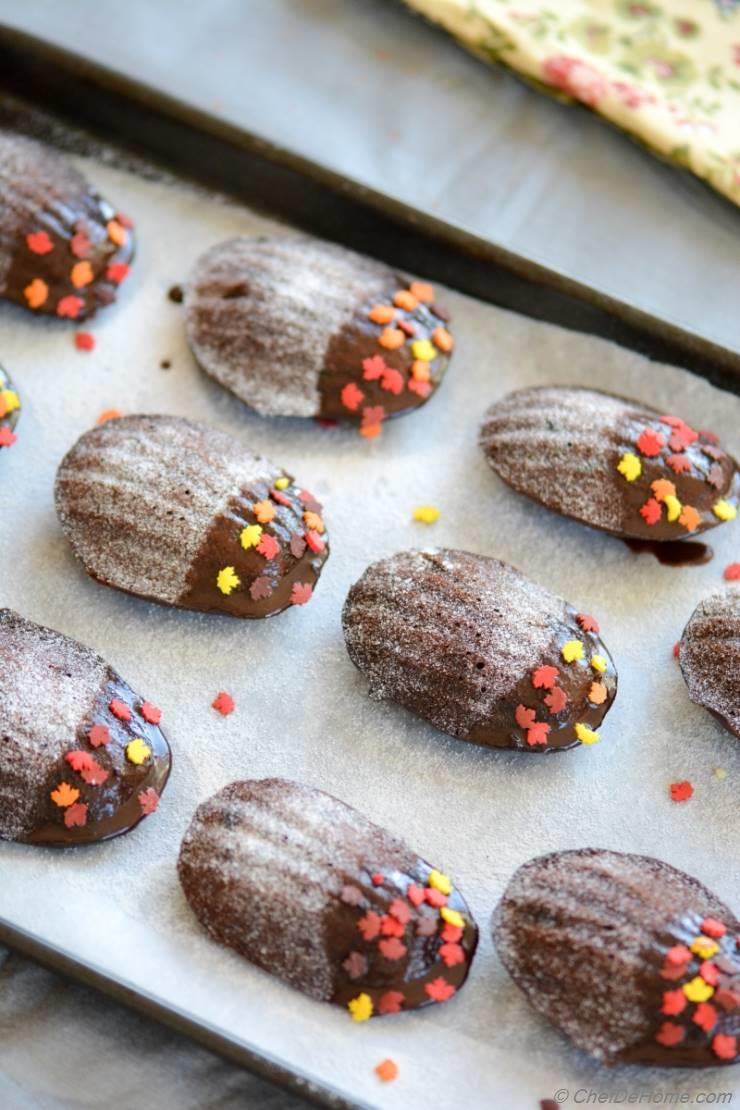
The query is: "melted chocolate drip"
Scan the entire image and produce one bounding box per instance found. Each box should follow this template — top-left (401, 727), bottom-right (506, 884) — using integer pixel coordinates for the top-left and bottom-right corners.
top-left (623, 538), bottom-right (713, 566)
top-left (24, 676), bottom-right (171, 847)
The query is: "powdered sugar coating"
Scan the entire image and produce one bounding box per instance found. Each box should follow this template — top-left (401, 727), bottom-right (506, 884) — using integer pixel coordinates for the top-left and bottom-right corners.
top-left (178, 778), bottom-right (418, 1001)
top-left (55, 414), bottom-right (281, 605)
top-left (0, 132), bottom-right (92, 293)
top-left (0, 609), bottom-right (107, 840)
top-left (184, 236), bottom-right (394, 417)
top-left (680, 591), bottom-right (740, 740)
top-left (492, 849), bottom-right (736, 1065)
top-left (342, 549), bottom-right (574, 741)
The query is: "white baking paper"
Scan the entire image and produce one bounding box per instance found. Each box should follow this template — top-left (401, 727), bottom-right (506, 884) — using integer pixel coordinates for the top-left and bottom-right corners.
top-left (0, 159), bottom-right (737, 1110)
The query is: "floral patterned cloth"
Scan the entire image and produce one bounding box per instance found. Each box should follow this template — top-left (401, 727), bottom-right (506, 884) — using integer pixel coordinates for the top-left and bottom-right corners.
top-left (403, 0), bottom-right (740, 207)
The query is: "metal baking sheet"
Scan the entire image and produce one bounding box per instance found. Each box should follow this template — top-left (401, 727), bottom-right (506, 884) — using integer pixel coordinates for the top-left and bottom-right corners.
top-left (0, 21), bottom-right (738, 392)
top-left (0, 144), bottom-right (738, 1109)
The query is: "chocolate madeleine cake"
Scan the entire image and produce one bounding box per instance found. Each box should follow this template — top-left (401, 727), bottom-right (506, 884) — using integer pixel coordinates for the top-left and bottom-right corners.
top-left (493, 849), bottom-right (739, 1067)
top-left (178, 778), bottom-right (478, 1019)
top-left (342, 549), bottom-right (616, 752)
top-left (0, 365), bottom-right (20, 451)
top-left (184, 237), bottom-right (452, 436)
top-left (55, 414), bottom-right (328, 618)
top-left (479, 386), bottom-right (739, 541)
top-left (0, 609), bottom-right (170, 845)
top-left (680, 591), bottom-right (740, 742)
top-left (0, 131), bottom-right (134, 320)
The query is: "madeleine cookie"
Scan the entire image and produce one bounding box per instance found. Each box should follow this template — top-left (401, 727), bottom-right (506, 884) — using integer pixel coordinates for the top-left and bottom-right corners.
top-left (680, 591), bottom-right (740, 742)
top-left (480, 387), bottom-right (739, 541)
top-left (184, 236), bottom-right (452, 436)
top-left (0, 131), bottom-right (134, 320)
top-left (0, 609), bottom-right (170, 845)
top-left (178, 778), bottom-right (478, 1018)
top-left (55, 414), bottom-right (328, 617)
top-left (0, 365), bottom-right (20, 451)
top-left (342, 549), bottom-right (616, 752)
top-left (493, 849), bottom-right (739, 1066)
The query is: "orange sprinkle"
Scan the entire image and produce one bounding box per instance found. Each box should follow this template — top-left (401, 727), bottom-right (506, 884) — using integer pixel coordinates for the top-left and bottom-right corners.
top-left (253, 500), bottom-right (275, 524)
top-left (374, 1059), bottom-right (399, 1083)
top-left (360, 423), bottom-right (382, 439)
top-left (303, 510), bottom-right (325, 534)
top-left (432, 326), bottom-right (453, 352)
top-left (393, 289), bottom-right (418, 311)
top-left (652, 478), bottom-right (677, 502)
top-left (589, 681), bottom-right (608, 705)
top-left (106, 219), bottom-right (127, 247)
top-left (96, 409), bottom-right (123, 425)
top-left (411, 360), bottom-right (431, 382)
top-left (24, 277), bottom-right (48, 309)
top-left (378, 327), bottom-right (405, 350)
top-left (368, 304), bottom-right (396, 325)
top-left (70, 260), bottom-right (94, 289)
top-left (679, 505), bottom-right (701, 532)
top-left (409, 280), bottom-right (434, 303)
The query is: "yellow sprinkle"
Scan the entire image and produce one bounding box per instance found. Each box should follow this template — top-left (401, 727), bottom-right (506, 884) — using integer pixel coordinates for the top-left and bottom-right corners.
top-left (575, 723), bottom-right (600, 745)
top-left (440, 906), bottom-right (465, 929)
top-left (274, 476), bottom-right (290, 490)
top-left (348, 993), bottom-right (373, 1022)
top-left (561, 640), bottom-right (584, 663)
top-left (217, 566), bottom-right (241, 595)
top-left (590, 655), bottom-right (607, 674)
top-left (663, 494), bottom-right (682, 523)
top-left (0, 390), bottom-right (20, 413)
top-left (714, 767), bottom-right (727, 781)
top-left (239, 524), bottom-right (263, 550)
top-left (427, 870), bottom-right (451, 895)
top-left (617, 452), bottom-right (642, 482)
top-left (713, 500), bottom-right (737, 522)
top-left (690, 936), bottom-right (719, 960)
top-left (126, 738), bottom-right (151, 765)
top-left (683, 976), bottom-right (715, 1003)
top-left (413, 505), bottom-right (440, 524)
top-left (410, 339), bottom-right (438, 363)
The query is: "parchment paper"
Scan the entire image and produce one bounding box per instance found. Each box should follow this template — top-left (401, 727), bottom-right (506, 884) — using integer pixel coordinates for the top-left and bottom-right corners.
top-left (0, 159), bottom-right (737, 1110)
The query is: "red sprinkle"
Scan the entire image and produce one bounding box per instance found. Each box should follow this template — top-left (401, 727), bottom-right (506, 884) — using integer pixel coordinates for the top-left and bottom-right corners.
top-left (724, 563), bottom-right (740, 581)
top-left (212, 691), bottom-right (235, 716)
top-left (109, 698), bottom-right (131, 721)
top-left (57, 295), bottom-right (84, 319)
top-left (531, 665), bottom-right (558, 690)
top-left (712, 1033), bottom-right (737, 1060)
top-left (0, 428), bottom-right (18, 448)
top-left (106, 262), bottom-right (130, 284)
top-left (138, 788), bottom-right (160, 815)
top-left (70, 231), bottom-right (91, 258)
top-left (305, 530), bottom-right (325, 554)
top-left (140, 701), bottom-right (162, 725)
top-left (88, 724), bottom-right (111, 748)
top-left (26, 230), bottom-right (54, 255)
top-left (670, 780), bottom-right (694, 803)
top-left (74, 332), bottom-right (95, 351)
top-left (407, 884), bottom-right (425, 907)
top-left (64, 802), bottom-right (88, 829)
top-left (655, 1022), bottom-right (685, 1047)
top-left (693, 1002), bottom-right (718, 1032)
top-left (576, 613), bottom-right (599, 633)
top-left (672, 641), bottom-right (680, 659)
top-left (701, 918), bottom-right (727, 939)
top-left (377, 991), bottom-right (404, 1015)
top-left (636, 428), bottom-right (665, 457)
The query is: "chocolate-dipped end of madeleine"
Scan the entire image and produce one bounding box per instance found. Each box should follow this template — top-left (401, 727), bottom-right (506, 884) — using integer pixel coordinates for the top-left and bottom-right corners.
top-left (177, 778), bottom-right (477, 1018)
top-left (54, 414), bottom-right (329, 618)
top-left (184, 237), bottom-right (451, 434)
top-left (479, 386), bottom-right (739, 542)
top-left (680, 591), bottom-right (740, 742)
top-left (342, 549), bottom-right (616, 752)
top-left (0, 608), bottom-right (170, 846)
top-left (0, 365), bottom-right (21, 451)
top-left (0, 131), bottom-right (134, 321)
top-left (493, 849), bottom-right (739, 1067)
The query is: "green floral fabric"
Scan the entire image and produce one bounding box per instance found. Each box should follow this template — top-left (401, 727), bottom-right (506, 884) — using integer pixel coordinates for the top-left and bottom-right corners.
top-left (404, 0), bottom-right (740, 206)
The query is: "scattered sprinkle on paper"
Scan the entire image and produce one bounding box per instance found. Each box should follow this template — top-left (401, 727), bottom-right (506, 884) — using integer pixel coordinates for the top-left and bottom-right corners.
top-left (724, 563), bottom-right (740, 581)
top-left (375, 1059), bottom-right (399, 1083)
top-left (74, 332), bottom-right (95, 352)
top-left (212, 691), bottom-right (235, 716)
top-left (412, 505), bottom-right (440, 524)
top-left (670, 780), bottom-right (694, 803)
